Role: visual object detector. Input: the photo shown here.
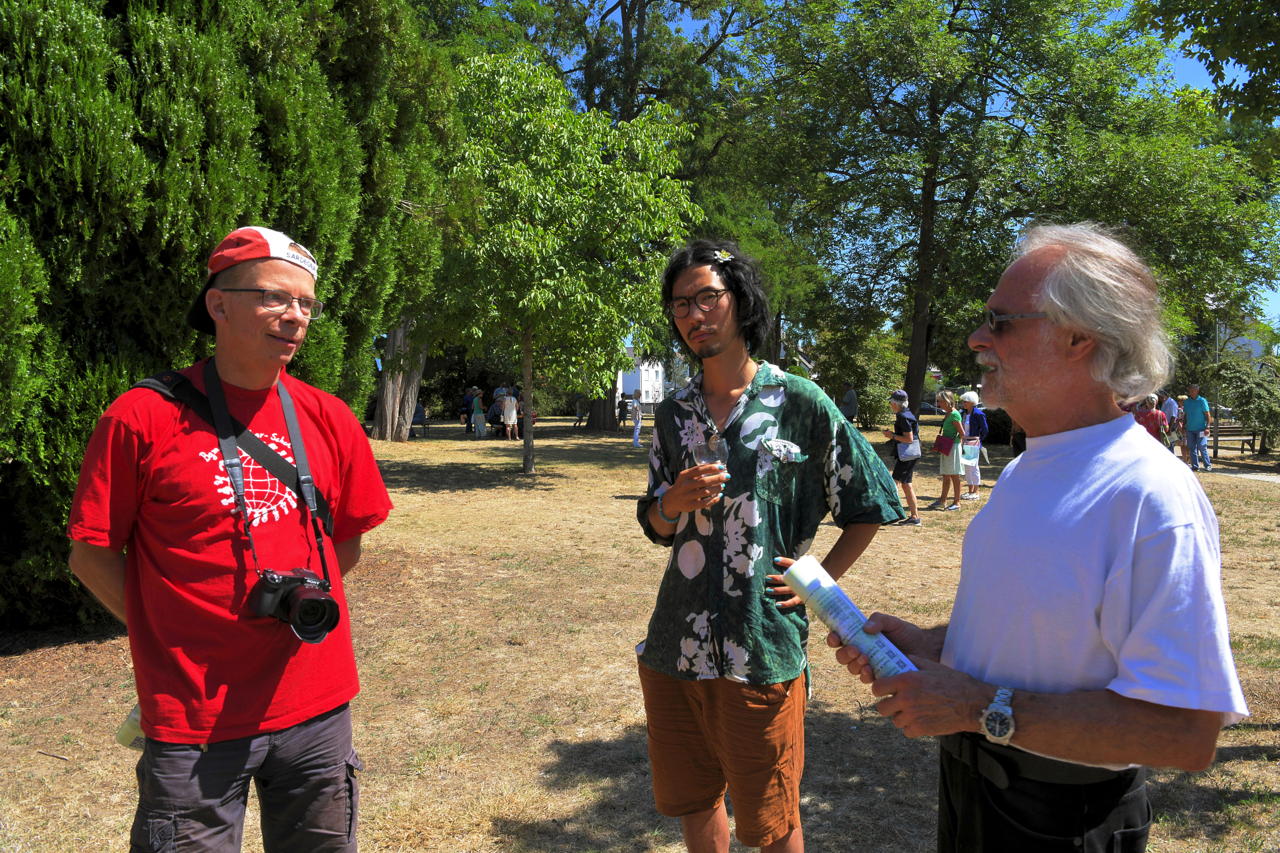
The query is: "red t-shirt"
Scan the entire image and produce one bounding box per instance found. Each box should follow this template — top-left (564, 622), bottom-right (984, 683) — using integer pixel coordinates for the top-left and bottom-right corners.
top-left (1134, 408), bottom-right (1168, 441)
top-left (68, 361), bottom-right (392, 743)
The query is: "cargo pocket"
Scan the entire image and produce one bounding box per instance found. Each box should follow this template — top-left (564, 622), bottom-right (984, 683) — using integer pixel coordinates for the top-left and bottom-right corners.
top-left (345, 749), bottom-right (365, 844)
top-left (129, 809), bottom-right (177, 853)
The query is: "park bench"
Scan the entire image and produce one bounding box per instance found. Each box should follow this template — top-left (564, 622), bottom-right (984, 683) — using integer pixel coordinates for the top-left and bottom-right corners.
top-left (1210, 421), bottom-right (1256, 457)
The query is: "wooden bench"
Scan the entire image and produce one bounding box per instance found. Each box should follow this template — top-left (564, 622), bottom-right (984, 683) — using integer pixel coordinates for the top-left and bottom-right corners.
top-left (1210, 422), bottom-right (1256, 456)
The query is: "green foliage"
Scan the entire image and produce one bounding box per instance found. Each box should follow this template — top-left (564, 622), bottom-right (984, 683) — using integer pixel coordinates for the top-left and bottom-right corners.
top-left (1207, 355), bottom-right (1280, 447)
top-left (0, 0), bottom-right (450, 627)
top-left (438, 53), bottom-right (697, 470)
top-left (750, 0), bottom-right (1279, 409)
top-left (1140, 0), bottom-right (1280, 121)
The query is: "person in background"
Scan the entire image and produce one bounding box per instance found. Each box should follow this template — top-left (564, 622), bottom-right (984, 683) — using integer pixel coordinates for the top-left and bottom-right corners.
top-left (618, 393), bottom-right (629, 433)
top-left (629, 388), bottom-right (644, 447)
top-left (838, 382), bottom-right (859, 423)
top-left (1183, 383), bottom-right (1213, 472)
top-left (1158, 390), bottom-right (1180, 454)
top-left (882, 390), bottom-right (922, 525)
top-left (501, 386), bottom-right (519, 440)
top-left (928, 390), bottom-right (965, 511)
top-left (958, 391), bottom-right (987, 500)
top-left (1134, 393), bottom-right (1169, 443)
top-left (828, 222), bottom-right (1246, 852)
top-left (470, 388), bottom-right (486, 440)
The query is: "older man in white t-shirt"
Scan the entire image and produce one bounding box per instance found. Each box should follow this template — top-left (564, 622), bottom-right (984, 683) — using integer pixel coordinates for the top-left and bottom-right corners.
top-left (828, 224), bottom-right (1247, 852)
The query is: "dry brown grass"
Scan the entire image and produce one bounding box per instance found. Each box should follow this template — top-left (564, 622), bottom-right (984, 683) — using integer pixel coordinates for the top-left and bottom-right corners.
top-left (1, 416), bottom-right (1276, 852)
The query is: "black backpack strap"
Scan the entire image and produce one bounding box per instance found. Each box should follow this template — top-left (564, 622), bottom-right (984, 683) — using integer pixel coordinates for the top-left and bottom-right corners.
top-left (133, 370), bottom-right (336, 535)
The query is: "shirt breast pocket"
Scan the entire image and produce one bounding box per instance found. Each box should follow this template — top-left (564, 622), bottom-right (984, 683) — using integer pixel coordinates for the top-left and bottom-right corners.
top-left (755, 438), bottom-right (808, 505)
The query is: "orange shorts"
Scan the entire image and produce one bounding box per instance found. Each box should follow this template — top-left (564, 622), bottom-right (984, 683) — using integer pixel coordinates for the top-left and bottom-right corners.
top-left (637, 660), bottom-right (806, 848)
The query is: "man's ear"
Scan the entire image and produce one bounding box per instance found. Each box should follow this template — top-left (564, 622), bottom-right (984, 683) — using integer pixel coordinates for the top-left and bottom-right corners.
top-left (205, 288), bottom-right (228, 327)
top-left (1064, 329), bottom-right (1096, 363)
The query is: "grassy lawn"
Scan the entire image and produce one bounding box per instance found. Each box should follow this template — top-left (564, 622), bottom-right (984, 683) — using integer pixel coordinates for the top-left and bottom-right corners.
top-left (1, 416), bottom-right (1276, 852)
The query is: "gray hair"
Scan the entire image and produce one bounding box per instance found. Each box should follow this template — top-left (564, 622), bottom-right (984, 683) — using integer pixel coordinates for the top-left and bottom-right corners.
top-left (1015, 223), bottom-right (1173, 404)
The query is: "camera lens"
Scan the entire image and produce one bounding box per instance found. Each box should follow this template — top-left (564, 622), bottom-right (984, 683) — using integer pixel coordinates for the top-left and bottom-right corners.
top-left (286, 587), bottom-right (340, 644)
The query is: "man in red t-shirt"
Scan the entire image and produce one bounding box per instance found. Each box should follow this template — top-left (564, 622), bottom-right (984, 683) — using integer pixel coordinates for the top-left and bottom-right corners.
top-left (67, 227), bottom-right (392, 852)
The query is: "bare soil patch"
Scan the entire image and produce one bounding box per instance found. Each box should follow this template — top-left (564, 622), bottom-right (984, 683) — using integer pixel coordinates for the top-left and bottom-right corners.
top-left (2, 418), bottom-right (1276, 852)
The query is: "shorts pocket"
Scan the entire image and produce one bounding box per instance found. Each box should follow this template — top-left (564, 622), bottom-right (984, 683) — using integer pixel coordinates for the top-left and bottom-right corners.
top-left (129, 808), bottom-right (178, 853)
top-left (739, 681), bottom-right (790, 709)
top-left (345, 749), bottom-right (365, 843)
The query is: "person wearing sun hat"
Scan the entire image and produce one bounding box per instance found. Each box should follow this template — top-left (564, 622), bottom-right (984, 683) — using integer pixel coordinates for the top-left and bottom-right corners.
top-left (957, 390), bottom-right (987, 499)
top-left (68, 226), bottom-right (392, 851)
top-left (882, 389), bottom-right (923, 525)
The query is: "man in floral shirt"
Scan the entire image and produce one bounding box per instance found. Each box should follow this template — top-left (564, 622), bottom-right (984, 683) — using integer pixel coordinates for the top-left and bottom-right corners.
top-left (636, 240), bottom-right (903, 852)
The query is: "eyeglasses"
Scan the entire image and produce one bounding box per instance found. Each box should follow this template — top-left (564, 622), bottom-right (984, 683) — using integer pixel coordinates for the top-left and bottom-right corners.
top-left (667, 287), bottom-right (730, 319)
top-left (984, 309), bottom-right (1046, 334)
top-left (221, 288), bottom-right (325, 319)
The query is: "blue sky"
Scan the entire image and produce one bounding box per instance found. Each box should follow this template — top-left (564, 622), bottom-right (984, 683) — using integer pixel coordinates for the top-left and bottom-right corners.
top-left (1169, 52), bottom-right (1280, 325)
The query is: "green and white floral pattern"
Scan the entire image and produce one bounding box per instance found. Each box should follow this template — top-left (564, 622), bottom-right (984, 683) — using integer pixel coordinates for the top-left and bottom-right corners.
top-left (637, 362), bottom-right (903, 684)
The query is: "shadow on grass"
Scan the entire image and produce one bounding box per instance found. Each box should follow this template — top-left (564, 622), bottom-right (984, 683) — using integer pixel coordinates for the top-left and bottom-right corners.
top-left (491, 702), bottom-right (939, 853)
top-left (0, 620), bottom-right (125, 657)
top-left (377, 432), bottom-right (652, 494)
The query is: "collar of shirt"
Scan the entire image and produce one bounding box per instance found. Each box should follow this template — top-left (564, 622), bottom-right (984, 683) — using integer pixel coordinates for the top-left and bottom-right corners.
top-left (679, 361), bottom-right (783, 435)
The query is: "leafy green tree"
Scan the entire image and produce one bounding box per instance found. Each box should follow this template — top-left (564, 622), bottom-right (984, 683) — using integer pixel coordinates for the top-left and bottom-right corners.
top-left (0, 0), bottom-right (426, 625)
top-left (439, 53), bottom-right (697, 472)
top-left (1139, 0), bottom-right (1280, 122)
top-left (753, 0), bottom-right (1278, 409)
top-left (1207, 354), bottom-right (1280, 452)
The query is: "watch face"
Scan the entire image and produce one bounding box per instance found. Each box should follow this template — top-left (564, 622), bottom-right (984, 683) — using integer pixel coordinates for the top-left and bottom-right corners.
top-left (984, 710), bottom-right (1012, 739)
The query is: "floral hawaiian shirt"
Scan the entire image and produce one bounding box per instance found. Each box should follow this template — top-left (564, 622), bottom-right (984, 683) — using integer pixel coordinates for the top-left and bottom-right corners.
top-left (636, 362), bottom-right (904, 685)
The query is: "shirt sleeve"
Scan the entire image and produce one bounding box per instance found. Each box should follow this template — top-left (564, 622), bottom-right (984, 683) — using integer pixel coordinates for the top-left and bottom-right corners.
top-left (1102, 521), bottom-right (1248, 722)
top-left (67, 411), bottom-right (144, 552)
top-left (329, 408), bottom-right (393, 543)
top-left (637, 415), bottom-right (677, 547)
top-left (824, 401), bottom-right (906, 527)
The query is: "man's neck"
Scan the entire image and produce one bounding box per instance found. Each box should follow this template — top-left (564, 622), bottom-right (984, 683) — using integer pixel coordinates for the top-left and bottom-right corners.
top-left (1018, 387), bottom-right (1123, 438)
top-left (212, 353), bottom-right (282, 391)
top-left (700, 344), bottom-right (757, 398)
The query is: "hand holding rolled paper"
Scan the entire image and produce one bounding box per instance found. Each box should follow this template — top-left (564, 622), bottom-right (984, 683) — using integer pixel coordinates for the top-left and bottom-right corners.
top-left (782, 555), bottom-right (917, 679)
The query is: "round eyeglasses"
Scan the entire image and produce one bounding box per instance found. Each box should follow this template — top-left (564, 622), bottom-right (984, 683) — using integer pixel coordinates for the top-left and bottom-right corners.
top-left (220, 288), bottom-right (325, 319)
top-left (667, 287), bottom-right (730, 319)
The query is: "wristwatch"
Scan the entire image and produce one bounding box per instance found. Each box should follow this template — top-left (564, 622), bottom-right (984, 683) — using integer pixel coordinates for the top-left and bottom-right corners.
top-left (979, 687), bottom-right (1015, 745)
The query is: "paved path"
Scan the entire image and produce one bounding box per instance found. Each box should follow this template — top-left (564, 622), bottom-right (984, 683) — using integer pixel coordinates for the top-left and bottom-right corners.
top-left (1211, 468), bottom-right (1280, 484)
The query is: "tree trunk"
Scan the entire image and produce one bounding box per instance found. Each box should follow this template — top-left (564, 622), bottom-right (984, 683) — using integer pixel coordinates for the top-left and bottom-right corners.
top-left (521, 327), bottom-right (536, 474)
top-left (586, 373), bottom-right (621, 430)
top-left (372, 320), bottom-right (427, 442)
top-left (904, 116), bottom-right (942, 412)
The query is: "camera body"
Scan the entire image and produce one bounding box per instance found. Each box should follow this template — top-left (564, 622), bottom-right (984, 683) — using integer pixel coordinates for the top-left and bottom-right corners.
top-left (249, 568), bottom-right (340, 644)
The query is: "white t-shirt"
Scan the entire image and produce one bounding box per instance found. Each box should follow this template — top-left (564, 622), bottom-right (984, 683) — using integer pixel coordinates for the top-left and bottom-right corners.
top-left (944, 415), bottom-right (1247, 726)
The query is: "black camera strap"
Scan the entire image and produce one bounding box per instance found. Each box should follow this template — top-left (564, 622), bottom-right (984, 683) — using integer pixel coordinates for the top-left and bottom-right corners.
top-left (201, 359), bottom-right (334, 590)
top-left (134, 368), bottom-right (335, 535)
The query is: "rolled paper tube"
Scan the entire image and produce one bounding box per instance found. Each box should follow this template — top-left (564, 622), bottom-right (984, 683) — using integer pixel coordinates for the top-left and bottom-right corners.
top-left (783, 555), bottom-right (917, 678)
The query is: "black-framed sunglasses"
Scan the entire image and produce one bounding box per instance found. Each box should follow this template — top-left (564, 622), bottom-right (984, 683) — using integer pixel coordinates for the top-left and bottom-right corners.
top-left (984, 309), bottom-right (1046, 334)
top-left (667, 287), bottom-right (730, 319)
top-left (221, 288), bottom-right (325, 319)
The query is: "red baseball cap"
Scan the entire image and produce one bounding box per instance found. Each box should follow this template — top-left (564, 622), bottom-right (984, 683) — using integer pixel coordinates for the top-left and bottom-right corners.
top-left (187, 226), bottom-right (318, 335)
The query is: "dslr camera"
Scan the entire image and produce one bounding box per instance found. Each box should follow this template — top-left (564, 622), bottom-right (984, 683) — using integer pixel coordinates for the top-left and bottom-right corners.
top-left (249, 568), bottom-right (340, 644)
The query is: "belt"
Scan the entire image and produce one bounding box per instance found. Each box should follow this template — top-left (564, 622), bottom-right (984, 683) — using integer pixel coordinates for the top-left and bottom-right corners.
top-left (939, 733), bottom-right (1132, 789)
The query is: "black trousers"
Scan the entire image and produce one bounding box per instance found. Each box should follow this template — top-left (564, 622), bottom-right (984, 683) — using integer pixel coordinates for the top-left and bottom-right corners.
top-left (937, 737), bottom-right (1151, 853)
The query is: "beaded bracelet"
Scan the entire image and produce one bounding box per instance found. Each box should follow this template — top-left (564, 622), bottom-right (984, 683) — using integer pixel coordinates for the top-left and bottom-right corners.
top-left (657, 492), bottom-right (680, 523)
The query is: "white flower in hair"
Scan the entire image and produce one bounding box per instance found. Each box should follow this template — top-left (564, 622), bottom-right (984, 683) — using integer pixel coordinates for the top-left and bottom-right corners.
top-left (712, 249), bottom-right (734, 263)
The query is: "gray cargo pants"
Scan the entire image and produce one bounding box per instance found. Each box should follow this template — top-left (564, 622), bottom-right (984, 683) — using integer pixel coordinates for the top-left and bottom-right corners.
top-left (131, 704), bottom-right (362, 852)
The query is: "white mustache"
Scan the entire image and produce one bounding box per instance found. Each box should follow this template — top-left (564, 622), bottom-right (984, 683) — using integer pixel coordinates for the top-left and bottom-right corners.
top-left (975, 353), bottom-right (998, 369)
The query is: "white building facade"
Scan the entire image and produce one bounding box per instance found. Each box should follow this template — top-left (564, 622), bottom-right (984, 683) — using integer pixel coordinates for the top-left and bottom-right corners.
top-left (618, 346), bottom-right (666, 406)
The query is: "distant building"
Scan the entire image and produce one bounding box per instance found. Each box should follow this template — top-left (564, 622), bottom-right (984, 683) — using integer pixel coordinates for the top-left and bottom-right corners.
top-left (618, 346), bottom-right (666, 407)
